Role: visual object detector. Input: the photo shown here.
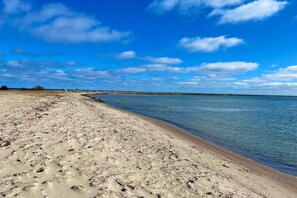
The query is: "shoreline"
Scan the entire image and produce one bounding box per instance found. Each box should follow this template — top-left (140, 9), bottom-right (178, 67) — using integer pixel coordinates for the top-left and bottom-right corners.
top-left (1, 91), bottom-right (297, 197)
top-left (142, 115), bottom-right (297, 189)
top-left (86, 94), bottom-right (297, 191)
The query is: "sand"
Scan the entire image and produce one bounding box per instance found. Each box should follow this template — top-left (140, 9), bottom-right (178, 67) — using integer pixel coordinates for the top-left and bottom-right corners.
top-left (0, 91), bottom-right (296, 198)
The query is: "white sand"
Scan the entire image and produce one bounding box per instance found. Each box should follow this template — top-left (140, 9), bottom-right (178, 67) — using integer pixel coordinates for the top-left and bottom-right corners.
top-left (0, 91), bottom-right (296, 198)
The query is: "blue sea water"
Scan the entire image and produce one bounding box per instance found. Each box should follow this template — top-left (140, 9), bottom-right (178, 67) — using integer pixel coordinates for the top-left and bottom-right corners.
top-left (94, 94), bottom-right (297, 176)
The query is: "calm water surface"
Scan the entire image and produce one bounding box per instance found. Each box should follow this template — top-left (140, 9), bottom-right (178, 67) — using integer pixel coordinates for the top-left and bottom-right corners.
top-left (94, 94), bottom-right (297, 176)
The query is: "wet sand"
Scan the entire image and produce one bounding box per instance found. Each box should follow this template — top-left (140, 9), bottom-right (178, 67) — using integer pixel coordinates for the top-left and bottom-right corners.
top-left (0, 91), bottom-right (296, 197)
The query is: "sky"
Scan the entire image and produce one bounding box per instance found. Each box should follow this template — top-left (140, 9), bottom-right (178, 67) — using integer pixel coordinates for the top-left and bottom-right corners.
top-left (0, 0), bottom-right (297, 95)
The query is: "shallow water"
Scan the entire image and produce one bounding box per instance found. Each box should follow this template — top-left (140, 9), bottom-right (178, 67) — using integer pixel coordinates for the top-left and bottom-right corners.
top-left (94, 94), bottom-right (297, 176)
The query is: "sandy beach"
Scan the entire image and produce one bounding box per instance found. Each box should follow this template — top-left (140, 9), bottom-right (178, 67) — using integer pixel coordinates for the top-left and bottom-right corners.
top-left (0, 91), bottom-right (296, 198)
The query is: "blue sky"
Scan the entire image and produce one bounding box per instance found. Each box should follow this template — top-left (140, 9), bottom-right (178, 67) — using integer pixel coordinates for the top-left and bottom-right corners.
top-left (0, 0), bottom-right (297, 94)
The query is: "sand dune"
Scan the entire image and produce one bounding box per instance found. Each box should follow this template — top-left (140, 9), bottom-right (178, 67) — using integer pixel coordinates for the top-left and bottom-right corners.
top-left (0, 91), bottom-right (296, 198)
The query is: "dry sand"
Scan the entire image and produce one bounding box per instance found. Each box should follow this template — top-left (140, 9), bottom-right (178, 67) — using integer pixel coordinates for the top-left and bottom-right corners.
top-left (0, 91), bottom-right (296, 198)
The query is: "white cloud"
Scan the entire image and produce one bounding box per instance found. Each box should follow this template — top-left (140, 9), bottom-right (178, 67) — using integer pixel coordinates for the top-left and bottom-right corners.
top-left (148, 0), bottom-right (287, 24)
top-left (5, 60), bottom-right (23, 67)
top-left (116, 64), bottom-right (185, 74)
top-left (116, 67), bottom-right (147, 74)
top-left (263, 65), bottom-right (297, 80)
top-left (10, 48), bottom-right (31, 55)
top-left (20, 3), bottom-right (73, 26)
top-left (74, 68), bottom-right (111, 79)
top-left (179, 81), bottom-right (199, 85)
top-left (65, 61), bottom-right (81, 66)
top-left (210, 0), bottom-right (287, 24)
top-left (117, 61), bottom-right (258, 74)
top-left (178, 36), bottom-right (244, 53)
top-left (260, 82), bottom-right (297, 88)
top-left (146, 56), bottom-right (183, 64)
top-left (35, 70), bottom-right (71, 81)
top-left (199, 62), bottom-right (258, 73)
top-left (233, 81), bottom-right (248, 86)
top-left (116, 51), bottom-right (136, 59)
top-left (241, 65), bottom-right (297, 86)
top-left (242, 77), bottom-right (264, 83)
top-left (1, 59), bottom-right (82, 69)
top-left (178, 74), bottom-right (238, 86)
top-left (232, 65), bottom-right (297, 93)
top-left (146, 64), bottom-right (184, 72)
top-left (0, 72), bottom-right (17, 78)
top-left (4, 2), bottom-right (129, 43)
top-left (148, 0), bottom-right (244, 14)
top-left (3, 0), bottom-right (31, 14)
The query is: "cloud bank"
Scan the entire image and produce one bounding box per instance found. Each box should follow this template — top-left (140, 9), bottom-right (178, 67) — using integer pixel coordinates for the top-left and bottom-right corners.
top-left (116, 61), bottom-right (258, 74)
top-left (199, 62), bottom-right (258, 73)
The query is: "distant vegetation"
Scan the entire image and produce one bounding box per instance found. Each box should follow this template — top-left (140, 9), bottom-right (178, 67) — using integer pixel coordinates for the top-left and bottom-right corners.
top-left (32, 85), bottom-right (45, 91)
top-left (0, 85), bottom-right (8, 90)
top-left (20, 86), bottom-right (45, 91)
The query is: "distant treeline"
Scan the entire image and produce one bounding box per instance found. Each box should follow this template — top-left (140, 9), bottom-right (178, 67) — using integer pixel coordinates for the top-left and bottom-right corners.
top-left (21, 86), bottom-right (45, 91)
top-left (0, 85), bottom-right (8, 90)
top-left (0, 85), bottom-right (45, 91)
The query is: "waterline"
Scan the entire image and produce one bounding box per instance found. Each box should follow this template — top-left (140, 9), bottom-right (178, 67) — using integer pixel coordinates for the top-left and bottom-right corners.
top-left (94, 94), bottom-right (297, 176)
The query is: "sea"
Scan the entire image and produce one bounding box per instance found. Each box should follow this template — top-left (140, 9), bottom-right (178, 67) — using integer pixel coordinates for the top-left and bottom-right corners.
top-left (93, 94), bottom-right (297, 176)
